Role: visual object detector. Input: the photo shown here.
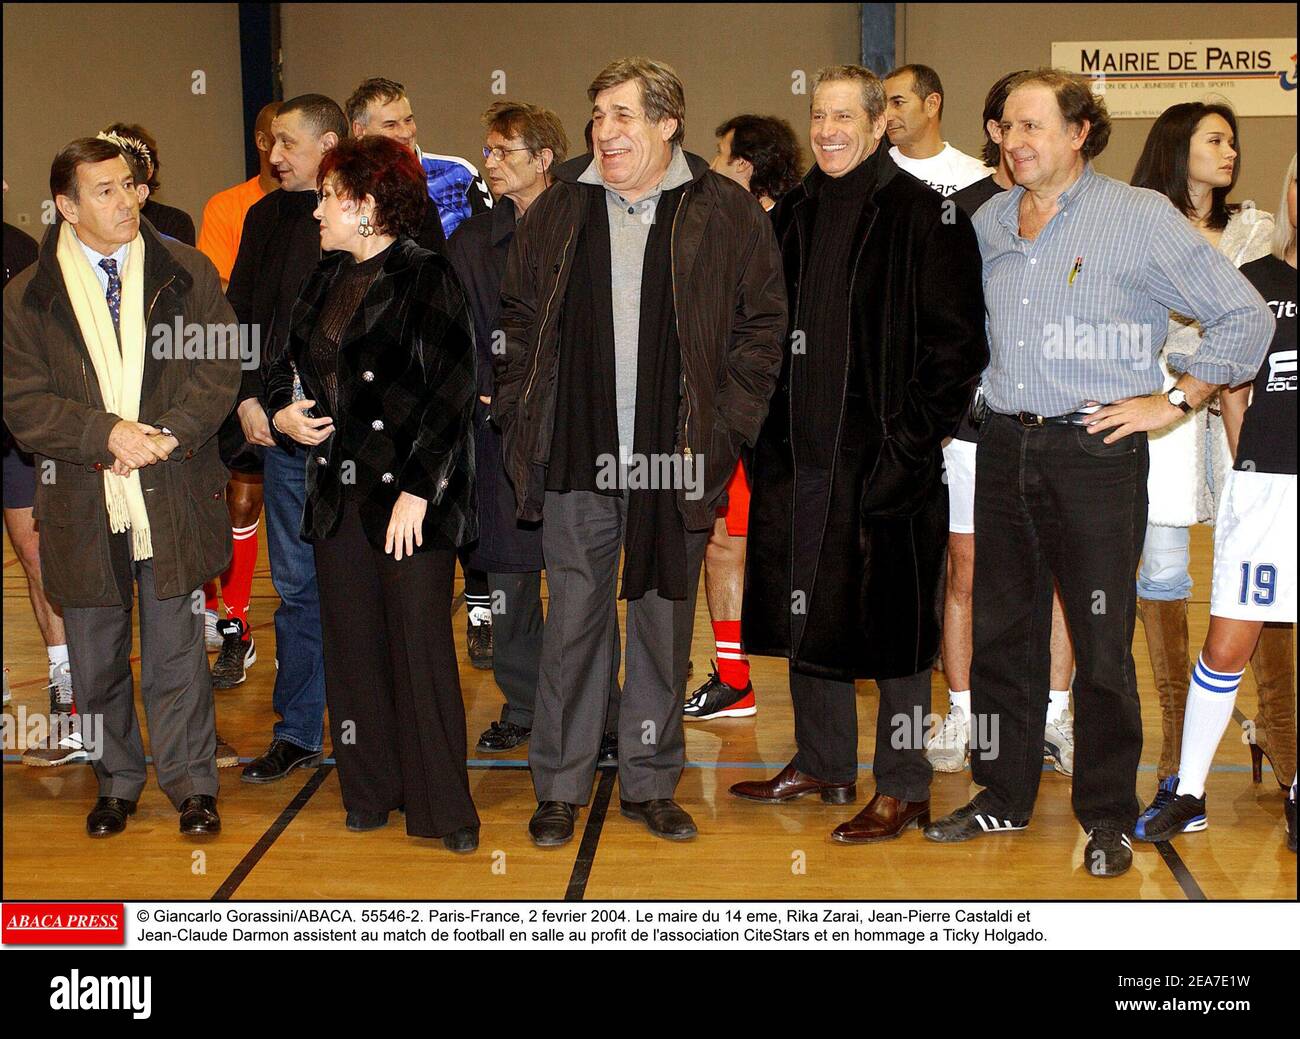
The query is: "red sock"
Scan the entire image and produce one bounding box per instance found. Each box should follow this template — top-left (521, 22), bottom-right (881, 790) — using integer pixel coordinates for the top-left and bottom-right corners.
top-left (204, 580), bottom-right (218, 613)
top-left (220, 522), bottom-right (259, 630)
top-left (712, 619), bottom-right (749, 690)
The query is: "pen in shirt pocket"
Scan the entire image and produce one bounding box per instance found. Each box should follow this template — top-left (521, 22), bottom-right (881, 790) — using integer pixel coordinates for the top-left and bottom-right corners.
top-left (1068, 256), bottom-right (1084, 286)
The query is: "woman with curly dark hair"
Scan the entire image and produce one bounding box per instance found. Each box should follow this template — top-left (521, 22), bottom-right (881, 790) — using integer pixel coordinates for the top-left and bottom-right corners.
top-left (266, 134), bottom-right (480, 851)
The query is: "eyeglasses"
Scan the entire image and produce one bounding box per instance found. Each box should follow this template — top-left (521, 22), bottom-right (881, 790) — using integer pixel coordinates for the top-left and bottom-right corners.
top-left (483, 145), bottom-right (531, 162)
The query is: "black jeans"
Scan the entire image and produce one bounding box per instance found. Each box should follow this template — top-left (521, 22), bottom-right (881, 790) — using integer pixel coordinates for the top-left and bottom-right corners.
top-left (970, 414), bottom-right (1147, 832)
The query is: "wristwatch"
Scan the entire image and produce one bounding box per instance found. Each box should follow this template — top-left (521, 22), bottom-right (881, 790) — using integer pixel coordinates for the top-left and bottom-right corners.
top-left (1165, 388), bottom-right (1192, 414)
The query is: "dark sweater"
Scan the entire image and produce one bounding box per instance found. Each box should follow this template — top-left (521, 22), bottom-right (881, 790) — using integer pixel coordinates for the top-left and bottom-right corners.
top-left (793, 155), bottom-right (875, 469)
top-left (307, 244), bottom-right (391, 415)
top-left (142, 199), bottom-right (195, 246)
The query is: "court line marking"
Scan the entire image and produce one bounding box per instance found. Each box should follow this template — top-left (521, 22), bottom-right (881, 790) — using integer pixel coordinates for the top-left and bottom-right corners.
top-left (210, 764), bottom-right (333, 901)
top-left (1153, 839), bottom-right (1208, 901)
top-left (565, 768), bottom-right (616, 902)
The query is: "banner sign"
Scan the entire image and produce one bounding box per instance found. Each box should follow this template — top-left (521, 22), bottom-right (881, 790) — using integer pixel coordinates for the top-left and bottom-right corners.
top-left (1051, 39), bottom-right (1297, 117)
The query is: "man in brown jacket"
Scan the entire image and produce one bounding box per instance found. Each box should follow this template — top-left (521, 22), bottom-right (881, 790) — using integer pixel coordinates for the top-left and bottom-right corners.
top-left (495, 58), bottom-right (787, 845)
top-left (3, 138), bottom-right (241, 838)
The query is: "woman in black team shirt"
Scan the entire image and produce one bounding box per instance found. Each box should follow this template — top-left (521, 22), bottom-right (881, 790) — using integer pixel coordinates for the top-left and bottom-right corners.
top-left (1137, 155), bottom-right (1297, 852)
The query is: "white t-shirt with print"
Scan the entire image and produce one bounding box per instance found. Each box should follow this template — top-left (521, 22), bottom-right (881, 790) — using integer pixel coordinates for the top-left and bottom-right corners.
top-left (888, 143), bottom-right (991, 197)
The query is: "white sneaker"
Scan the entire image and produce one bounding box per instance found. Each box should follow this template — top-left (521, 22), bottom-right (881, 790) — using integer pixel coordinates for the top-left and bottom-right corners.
top-left (1044, 710), bottom-right (1074, 776)
top-left (49, 661), bottom-right (74, 712)
top-left (926, 706), bottom-right (970, 772)
top-left (204, 609), bottom-right (221, 650)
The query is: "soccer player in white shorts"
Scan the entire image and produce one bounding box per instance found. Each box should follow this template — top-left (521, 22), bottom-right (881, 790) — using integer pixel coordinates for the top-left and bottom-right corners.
top-left (1136, 176), bottom-right (1297, 852)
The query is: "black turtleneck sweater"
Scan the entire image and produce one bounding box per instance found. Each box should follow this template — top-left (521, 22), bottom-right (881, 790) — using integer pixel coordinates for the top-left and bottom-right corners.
top-left (793, 155), bottom-right (876, 470)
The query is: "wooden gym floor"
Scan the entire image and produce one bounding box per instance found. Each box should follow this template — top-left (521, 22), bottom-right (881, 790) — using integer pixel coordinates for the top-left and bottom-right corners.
top-left (3, 524), bottom-right (1295, 902)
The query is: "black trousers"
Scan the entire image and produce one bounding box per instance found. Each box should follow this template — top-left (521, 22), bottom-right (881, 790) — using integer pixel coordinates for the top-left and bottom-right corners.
top-left (788, 465), bottom-right (933, 800)
top-left (314, 503), bottom-right (478, 838)
top-left (970, 414), bottom-right (1147, 831)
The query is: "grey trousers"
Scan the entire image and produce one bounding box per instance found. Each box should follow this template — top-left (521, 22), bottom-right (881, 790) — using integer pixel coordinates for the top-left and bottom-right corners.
top-left (488, 568), bottom-right (621, 732)
top-left (62, 557), bottom-right (218, 808)
top-left (530, 490), bottom-right (707, 804)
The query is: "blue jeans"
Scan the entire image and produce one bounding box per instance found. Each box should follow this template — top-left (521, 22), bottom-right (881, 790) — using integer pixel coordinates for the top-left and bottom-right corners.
top-left (1136, 523), bottom-right (1192, 600)
top-left (262, 443), bottom-right (327, 751)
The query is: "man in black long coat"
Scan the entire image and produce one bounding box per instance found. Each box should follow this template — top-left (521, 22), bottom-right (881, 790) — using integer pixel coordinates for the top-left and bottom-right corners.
top-left (732, 65), bottom-right (987, 843)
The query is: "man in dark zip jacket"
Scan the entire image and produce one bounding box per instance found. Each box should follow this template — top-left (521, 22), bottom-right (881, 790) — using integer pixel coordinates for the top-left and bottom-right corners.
top-left (495, 58), bottom-right (787, 845)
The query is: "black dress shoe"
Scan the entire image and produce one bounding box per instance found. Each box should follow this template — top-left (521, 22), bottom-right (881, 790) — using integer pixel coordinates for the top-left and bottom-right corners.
top-left (620, 798), bottom-right (697, 841)
top-left (476, 720), bottom-right (531, 753)
top-left (240, 739), bottom-right (323, 783)
top-left (443, 825), bottom-right (480, 853)
top-left (178, 795), bottom-right (221, 836)
top-left (598, 730), bottom-right (618, 766)
top-left (86, 796), bottom-right (136, 838)
top-left (529, 801), bottom-right (576, 847)
top-left (346, 809), bottom-right (390, 832)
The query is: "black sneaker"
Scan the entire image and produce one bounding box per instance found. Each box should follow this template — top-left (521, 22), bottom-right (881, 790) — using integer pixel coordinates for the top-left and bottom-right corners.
top-left (1134, 776), bottom-right (1206, 842)
top-left (1084, 827), bottom-right (1133, 877)
top-left (476, 720), bottom-right (530, 753)
top-left (683, 663), bottom-right (756, 721)
top-left (467, 616), bottom-right (493, 670)
top-left (922, 801), bottom-right (1029, 843)
top-left (211, 618), bottom-right (255, 689)
top-left (1286, 797), bottom-right (1296, 853)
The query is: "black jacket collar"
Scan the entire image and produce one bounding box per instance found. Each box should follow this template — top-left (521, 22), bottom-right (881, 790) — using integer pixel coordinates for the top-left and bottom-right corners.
top-left (24, 215), bottom-right (193, 312)
top-left (490, 196), bottom-right (518, 246)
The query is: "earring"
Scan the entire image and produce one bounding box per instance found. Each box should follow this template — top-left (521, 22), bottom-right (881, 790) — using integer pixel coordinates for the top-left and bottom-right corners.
top-left (358, 213), bottom-right (375, 238)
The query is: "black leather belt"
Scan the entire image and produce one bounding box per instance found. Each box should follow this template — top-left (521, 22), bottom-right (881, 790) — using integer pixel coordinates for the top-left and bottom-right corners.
top-left (1000, 409), bottom-right (1098, 428)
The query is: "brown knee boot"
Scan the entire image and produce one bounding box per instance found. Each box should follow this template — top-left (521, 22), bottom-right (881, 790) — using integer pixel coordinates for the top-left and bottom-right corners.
top-left (1138, 598), bottom-right (1191, 780)
top-left (1250, 624), bottom-right (1296, 791)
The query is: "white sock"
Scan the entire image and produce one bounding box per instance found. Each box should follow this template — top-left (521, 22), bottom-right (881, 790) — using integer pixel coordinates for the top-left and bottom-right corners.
top-left (1177, 655), bottom-right (1244, 799)
top-left (48, 644), bottom-right (69, 672)
top-left (1047, 689), bottom-right (1070, 723)
top-left (467, 605), bottom-right (492, 626)
top-left (1290, 774), bottom-right (1296, 802)
top-left (948, 689), bottom-right (971, 720)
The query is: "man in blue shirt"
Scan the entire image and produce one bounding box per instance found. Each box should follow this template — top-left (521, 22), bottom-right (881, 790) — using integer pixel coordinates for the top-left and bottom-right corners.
top-left (923, 69), bottom-right (1274, 876)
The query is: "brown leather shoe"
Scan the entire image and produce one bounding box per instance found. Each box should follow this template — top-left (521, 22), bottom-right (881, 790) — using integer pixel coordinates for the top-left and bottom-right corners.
top-left (730, 761), bottom-right (856, 805)
top-left (831, 793), bottom-right (930, 844)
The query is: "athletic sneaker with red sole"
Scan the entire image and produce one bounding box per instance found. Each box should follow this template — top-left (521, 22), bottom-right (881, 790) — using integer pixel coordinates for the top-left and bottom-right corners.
top-left (683, 663), bottom-right (756, 720)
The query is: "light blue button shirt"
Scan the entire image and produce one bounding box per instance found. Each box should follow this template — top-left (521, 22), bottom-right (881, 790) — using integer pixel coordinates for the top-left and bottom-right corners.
top-left (974, 164), bottom-right (1274, 416)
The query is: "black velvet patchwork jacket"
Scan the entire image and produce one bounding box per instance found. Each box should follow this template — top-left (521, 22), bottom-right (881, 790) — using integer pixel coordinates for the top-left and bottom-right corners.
top-left (265, 237), bottom-right (478, 553)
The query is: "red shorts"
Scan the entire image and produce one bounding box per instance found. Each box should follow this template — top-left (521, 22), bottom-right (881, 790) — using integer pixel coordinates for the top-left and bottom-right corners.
top-left (717, 458), bottom-right (750, 537)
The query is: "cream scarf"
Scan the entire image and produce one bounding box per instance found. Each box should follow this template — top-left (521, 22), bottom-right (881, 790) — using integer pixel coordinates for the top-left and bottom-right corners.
top-left (55, 220), bottom-right (153, 560)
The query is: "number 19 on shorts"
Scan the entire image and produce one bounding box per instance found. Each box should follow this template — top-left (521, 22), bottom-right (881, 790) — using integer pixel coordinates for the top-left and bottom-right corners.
top-left (1239, 562), bottom-right (1277, 607)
